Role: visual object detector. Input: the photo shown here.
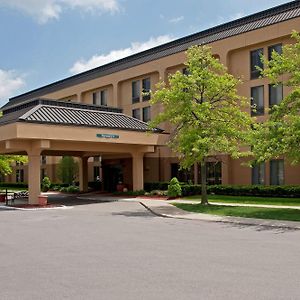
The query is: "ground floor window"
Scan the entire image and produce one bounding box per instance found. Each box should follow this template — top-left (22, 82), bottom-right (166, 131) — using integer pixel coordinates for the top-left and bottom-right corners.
top-left (93, 166), bottom-right (100, 181)
top-left (170, 163), bottom-right (194, 183)
top-left (16, 169), bottom-right (24, 183)
top-left (270, 159), bottom-right (284, 185)
top-left (252, 163), bottom-right (265, 185)
top-left (206, 162), bottom-right (222, 185)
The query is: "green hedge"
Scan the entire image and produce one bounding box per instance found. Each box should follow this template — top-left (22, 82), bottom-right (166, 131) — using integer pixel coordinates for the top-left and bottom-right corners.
top-left (207, 185), bottom-right (300, 198)
top-left (144, 182), bottom-right (176, 191)
top-left (145, 182), bottom-right (300, 198)
top-left (0, 182), bottom-right (28, 188)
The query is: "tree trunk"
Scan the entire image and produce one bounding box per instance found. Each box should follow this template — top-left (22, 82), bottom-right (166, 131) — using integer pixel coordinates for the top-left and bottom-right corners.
top-left (200, 159), bottom-right (209, 205)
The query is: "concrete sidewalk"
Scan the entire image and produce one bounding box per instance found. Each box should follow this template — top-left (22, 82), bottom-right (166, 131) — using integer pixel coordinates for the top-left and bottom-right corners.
top-left (136, 198), bottom-right (300, 230)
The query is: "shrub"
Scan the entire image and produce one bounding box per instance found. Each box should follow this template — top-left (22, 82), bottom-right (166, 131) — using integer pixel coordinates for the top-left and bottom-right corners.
top-left (113, 190), bottom-right (145, 196)
top-left (167, 177), bottom-right (182, 198)
top-left (41, 177), bottom-right (51, 192)
top-left (144, 182), bottom-right (170, 192)
top-left (59, 185), bottom-right (80, 193)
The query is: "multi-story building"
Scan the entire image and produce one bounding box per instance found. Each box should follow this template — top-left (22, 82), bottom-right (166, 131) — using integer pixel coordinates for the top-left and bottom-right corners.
top-left (1, 1), bottom-right (300, 199)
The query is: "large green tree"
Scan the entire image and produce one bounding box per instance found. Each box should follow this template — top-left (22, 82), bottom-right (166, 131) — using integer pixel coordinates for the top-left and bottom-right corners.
top-left (150, 45), bottom-right (253, 204)
top-left (252, 31), bottom-right (300, 165)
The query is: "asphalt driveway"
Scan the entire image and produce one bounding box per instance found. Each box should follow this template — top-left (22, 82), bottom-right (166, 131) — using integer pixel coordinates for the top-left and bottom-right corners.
top-left (0, 200), bottom-right (299, 300)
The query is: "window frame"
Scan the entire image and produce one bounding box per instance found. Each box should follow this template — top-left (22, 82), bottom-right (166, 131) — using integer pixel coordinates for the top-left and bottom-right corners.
top-left (132, 108), bottom-right (141, 120)
top-left (250, 48), bottom-right (264, 80)
top-left (142, 78), bottom-right (151, 101)
top-left (142, 106), bottom-right (151, 122)
top-left (132, 80), bottom-right (140, 104)
top-left (268, 43), bottom-right (282, 61)
top-left (251, 85), bottom-right (265, 116)
top-left (269, 83), bottom-right (283, 108)
top-left (270, 159), bottom-right (284, 185)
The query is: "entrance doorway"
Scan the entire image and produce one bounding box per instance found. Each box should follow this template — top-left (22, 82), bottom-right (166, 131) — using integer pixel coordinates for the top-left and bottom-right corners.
top-left (103, 164), bottom-right (123, 192)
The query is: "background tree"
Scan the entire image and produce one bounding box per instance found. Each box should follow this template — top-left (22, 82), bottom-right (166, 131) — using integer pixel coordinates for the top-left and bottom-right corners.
top-left (57, 156), bottom-right (79, 185)
top-left (150, 45), bottom-right (253, 205)
top-left (252, 31), bottom-right (300, 165)
top-left (0, 112), bottom-right (28, 177)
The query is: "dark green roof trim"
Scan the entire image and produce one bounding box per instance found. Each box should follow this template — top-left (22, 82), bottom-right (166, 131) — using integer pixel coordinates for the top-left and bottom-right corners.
top-left (3, 1), bottom-right (300, 110)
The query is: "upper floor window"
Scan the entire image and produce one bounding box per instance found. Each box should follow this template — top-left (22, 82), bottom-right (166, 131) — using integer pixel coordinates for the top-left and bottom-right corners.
top-left (250, 48), bottom-right (263, 79)
top-left (132, 108), bottom-right (140, 120)
top-left (252, 162), bottom-right (265, 185)
top-left (251, 86), bottom-right (264, 116)
top-left (182, 67), bottom-right (190, 75)
top-left (269, 83), bottom-right (283, 108)
top-left (270, 159), bottom-right (284, 185)
top-left (142, 106), bottom-right (151, 122)
top-left (93, 89), bottom-right (107, 106)
top-left (268, 44), bottom-right (282, 60)
top-left (142, 78), bottom-right (151, 101)
top-left (132, 80), bottom-right (140, 103)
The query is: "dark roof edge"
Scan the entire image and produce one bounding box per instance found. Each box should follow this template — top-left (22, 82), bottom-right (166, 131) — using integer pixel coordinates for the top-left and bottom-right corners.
top-left (6, 1), bottom-right (300, 105)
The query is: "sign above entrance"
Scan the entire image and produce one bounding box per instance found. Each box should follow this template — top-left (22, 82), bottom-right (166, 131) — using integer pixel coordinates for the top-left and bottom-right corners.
top-left (96, 133), bottom-right (120, 139)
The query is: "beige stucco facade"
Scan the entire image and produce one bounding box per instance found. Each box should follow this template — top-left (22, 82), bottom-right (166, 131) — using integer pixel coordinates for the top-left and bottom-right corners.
top-left (1, 3), bottom-right (300, 202)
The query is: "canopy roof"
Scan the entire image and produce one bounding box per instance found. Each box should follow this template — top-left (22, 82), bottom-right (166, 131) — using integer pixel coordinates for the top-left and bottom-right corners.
top-left (0, 99), bottom-right (163, 133)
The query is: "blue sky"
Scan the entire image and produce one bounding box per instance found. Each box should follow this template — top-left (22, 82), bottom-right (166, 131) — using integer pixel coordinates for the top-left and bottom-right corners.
top-left (0, 0), bottom-right (292, 106)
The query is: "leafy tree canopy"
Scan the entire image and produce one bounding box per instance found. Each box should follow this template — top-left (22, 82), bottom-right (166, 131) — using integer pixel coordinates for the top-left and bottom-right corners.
top-left (150, 45), bottom-right (253, 203)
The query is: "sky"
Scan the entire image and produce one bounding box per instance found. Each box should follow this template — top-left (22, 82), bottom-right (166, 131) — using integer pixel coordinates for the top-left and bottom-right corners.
top-left (0, 0), bottom-right (292, 106)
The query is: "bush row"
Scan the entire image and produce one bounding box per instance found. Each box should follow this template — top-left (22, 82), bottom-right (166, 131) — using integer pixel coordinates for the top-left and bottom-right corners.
top-left (145, 182), bottom-right (300, 198)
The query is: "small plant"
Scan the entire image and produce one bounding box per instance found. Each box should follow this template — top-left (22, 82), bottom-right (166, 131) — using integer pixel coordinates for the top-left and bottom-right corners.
top-left (41, 177), bottom-right (51, 192)
top-left (167, 177), bottom-right (182, 198)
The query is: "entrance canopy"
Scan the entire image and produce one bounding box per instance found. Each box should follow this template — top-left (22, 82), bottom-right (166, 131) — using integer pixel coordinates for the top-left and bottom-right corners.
top-left (0, 99), bottom-right (168, 204)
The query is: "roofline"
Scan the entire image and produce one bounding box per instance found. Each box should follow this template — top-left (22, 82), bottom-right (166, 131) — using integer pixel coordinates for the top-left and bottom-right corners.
top-left (5, 0), bottom-right (300, 107)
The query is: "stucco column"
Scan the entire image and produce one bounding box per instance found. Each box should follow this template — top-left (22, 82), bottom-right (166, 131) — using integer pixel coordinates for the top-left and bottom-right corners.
top-left (132, 153), bottom-right (144, 191)
top-left (79, 157), bottom-right (89, 192)
top-left (28, 153), bottom-right (41, 205)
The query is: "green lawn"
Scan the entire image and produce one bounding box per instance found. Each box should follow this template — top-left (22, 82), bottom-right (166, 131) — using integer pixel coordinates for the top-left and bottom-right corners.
top-left (174, 203), bottom-right (300, 222)
top-left (0, 187), bottom-right (27, 192)
top-left (182, 195), bottom-right (300, 206)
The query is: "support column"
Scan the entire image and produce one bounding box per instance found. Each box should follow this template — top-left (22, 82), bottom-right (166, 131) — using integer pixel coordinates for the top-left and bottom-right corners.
top-left (28, 153), bottom-right (41, 205)
top-left (132, 153), bottom-right (144, 191)
top-left (79, 157), bottom-right (89, 192)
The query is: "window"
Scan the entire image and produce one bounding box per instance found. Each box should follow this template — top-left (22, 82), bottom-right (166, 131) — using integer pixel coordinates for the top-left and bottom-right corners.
top-left (16, 161), bottom-right (23, 166)
top-left (93, 166), bottom-right (100, 181)
top-left (268, 44), bottom-right (282, 60)
top-left (41, 168), bottom-right (46, 180)
top-left (142, 78), bottom-right (151, 101)
top-left (269, 83), bottom-right (283, 108)
top-left (100, 90), bottom-right (107, 106)
top-left (132, 81), bottom-right (140, 103)
top-left (252, 163), bottom-right (265, 185)
top-left (170, 163), bottom-right (194, 183)
top-left (206, 162), bottom-right (222, 185)
top-left (94, 156), bottom-right (100, 162)
top-left (41, 156), bottom-right (47, 165)
top-left (93, 90), bottom-right (107, 106)
top-left (132, 108), bottom-right (140, 120)
top-left (182, 67), bottom-right (189, 75)
top-left (142, 107), bottom-right (151, 122)
top-left (250, 48), bottom-right (263, 79)
top-left (16, 169), bottom-right (24, 183)
top-left (251, 86), bottom-right (264, 116)
top-left (270, 159), bottom-right (284, 185)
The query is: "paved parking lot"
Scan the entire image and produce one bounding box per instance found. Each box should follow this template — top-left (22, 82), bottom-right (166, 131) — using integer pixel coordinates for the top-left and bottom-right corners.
top-left (0, 199), bottom-right (300, 300)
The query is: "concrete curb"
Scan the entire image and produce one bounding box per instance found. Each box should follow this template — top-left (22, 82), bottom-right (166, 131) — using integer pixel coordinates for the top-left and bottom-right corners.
top-left (139, 200), bottom-right (300, 230)
top-left (0, 205), bottom-right (73, 211)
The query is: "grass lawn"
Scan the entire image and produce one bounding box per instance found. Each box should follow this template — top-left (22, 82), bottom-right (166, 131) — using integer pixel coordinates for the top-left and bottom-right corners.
top-left (0, 187), bottom-right (27, 192)
top-left (182, 194), bottom-right (300, 206)
top-left (174, 203), bottom-right (300, 222)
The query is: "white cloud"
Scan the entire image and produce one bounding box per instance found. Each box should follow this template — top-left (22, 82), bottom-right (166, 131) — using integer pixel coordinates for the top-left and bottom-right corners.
top-left (169, 16), bottom-right (184, 24)
top-left (0, 69), bottom-right (25, 105)
top-left (70, 35), bottom-right (175, 74)
top-left (0, 0), bottom-right (120, 24)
